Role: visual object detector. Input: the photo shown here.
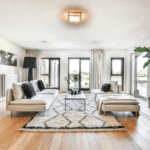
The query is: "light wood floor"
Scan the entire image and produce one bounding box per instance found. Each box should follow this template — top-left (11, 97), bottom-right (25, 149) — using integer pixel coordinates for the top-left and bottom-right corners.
top-left (0, 97), bottom-right (150, 150)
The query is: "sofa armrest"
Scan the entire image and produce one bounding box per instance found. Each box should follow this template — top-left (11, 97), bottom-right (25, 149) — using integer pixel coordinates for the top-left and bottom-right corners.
top-left (6, 89), bottom-right (13, 111)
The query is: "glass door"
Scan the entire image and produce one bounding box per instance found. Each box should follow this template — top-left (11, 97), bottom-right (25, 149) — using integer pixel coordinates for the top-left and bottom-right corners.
top-left (135, 53), bottom-right (148, 98)
top-left (68, 58), bottom-right (90, 90)
top-left (131, 53), bottom-right (148, 98)
top-left (41, 58), bottom-right (60, 89)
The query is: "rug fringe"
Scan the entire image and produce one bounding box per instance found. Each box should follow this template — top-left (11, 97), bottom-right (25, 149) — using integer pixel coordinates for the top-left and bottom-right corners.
top-left (19, 128), bottom-right (126, 132)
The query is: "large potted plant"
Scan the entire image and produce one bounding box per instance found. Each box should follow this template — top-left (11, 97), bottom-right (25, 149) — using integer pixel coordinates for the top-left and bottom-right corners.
top-left (134, 47), bottom-right (150, 68)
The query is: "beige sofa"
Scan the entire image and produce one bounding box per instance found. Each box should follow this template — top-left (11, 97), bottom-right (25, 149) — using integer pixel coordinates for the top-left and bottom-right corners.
top-left (91, 81), bottom-right (122, 100)
top-left (6, 80), bottom-right (58, 116)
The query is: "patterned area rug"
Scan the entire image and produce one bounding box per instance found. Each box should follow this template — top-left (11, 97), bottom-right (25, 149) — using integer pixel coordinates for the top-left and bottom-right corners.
top-left (20, 95), bottom-right (126, 132)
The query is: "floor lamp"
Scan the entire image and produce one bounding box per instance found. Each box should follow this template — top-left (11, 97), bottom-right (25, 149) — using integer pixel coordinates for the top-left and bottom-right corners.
top-left (23, 57), bottom-right (38, 81)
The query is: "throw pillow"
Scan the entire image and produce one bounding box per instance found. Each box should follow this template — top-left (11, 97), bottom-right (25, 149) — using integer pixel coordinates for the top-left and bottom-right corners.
top-left (22, 82), bottom-right (36, 99)
top-left (13, 83), bottom-right (24, 100)
top-left (38, 80), bottom-right (45, 91)
top-left (101, 83), bottom-right (111, 92)
top-left (30, 80), bottom-right (40, 92)
top-left (110, 81), bottom-right (118, 93)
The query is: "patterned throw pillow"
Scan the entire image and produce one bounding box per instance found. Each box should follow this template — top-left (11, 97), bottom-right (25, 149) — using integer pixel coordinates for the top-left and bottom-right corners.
top-left (101, 83), bottom-right (111, 92)
top-left (37, 80), bottom-right (45, 91)
top-left (22, 82), bottom-right (36, 99)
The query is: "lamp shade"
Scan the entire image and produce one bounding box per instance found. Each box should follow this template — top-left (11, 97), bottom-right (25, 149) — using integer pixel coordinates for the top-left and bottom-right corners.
top-left (23, 57), bottom-right (38, 68)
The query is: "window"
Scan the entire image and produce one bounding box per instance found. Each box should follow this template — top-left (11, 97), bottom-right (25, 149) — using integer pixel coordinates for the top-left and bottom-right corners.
top-left (111, 58), bottom-right (124, 91)
top-left (68, 58), bottom-right (90, 90)
top-left (41, 58), bottom-right (60, 89)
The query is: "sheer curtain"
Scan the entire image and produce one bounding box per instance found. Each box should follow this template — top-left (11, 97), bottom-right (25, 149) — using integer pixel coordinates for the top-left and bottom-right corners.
top-left (90, 49), bottom-right (105, 89)
top-left (25, 50), bottom-right (41, 81)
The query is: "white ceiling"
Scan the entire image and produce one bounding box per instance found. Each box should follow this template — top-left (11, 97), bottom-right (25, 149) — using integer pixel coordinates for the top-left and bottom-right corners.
top-left (0, 0), bottom-right (150, 50)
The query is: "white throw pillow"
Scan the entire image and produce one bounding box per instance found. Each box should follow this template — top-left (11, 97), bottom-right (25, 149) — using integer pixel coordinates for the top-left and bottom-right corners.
top-left (13, 83), bottom-right (24, 100)
top-left (110, 81), bottom-right (118, 93)
top-left (30, 80), bottom-right (39, 92)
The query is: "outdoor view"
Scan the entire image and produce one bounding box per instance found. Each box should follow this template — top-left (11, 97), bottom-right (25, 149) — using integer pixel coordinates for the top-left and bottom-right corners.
top-left (136, 53), bottom-right (147, 97)
top-left (41, 59), bottom-right (59, 89)
top-left (69, 59), bottom-right (89, 89)
top-left (111, 59), bottom-right (122, 86)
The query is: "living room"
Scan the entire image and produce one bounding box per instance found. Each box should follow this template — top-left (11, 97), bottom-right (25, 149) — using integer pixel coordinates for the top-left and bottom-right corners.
top-left (0, 0), bottom-right (150, 149)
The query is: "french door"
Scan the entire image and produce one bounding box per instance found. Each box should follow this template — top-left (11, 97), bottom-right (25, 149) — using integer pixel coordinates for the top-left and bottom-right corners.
top-left (130, 53), bottom-right (148, 99)
top-left (41, 58), bottom-right (60, 89)
top-left (68, 58), bottom-right (90, 91)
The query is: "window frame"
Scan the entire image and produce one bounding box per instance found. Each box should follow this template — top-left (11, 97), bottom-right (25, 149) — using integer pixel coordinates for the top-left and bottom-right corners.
top-left (68, 57), bottom-right (90, 91)
top-left (41, 58), bottom-right (60, 90)
top-left (111, 58), bottom-right (124, 91)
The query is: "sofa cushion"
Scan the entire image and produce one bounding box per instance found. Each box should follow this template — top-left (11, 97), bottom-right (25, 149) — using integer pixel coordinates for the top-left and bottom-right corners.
top-left (13, 83), bottom-right (24, 100)
top-left (37, 89), bottom-right (58, 95)
top-left (110, 81), bottom-right (118, 93)
top-left (101, 83), bottom-right (111, 92)
top-left (22, 82), bottom-right (36, 99)
top-left (38, 80), bottom-right (45, 91)
top-left (102, 100), bottom-right (139, 105)
top-left (9, 94), bottom-right (54, 106)
top-left (9, 99), bottom-right (47, 105)
top-left (30, 80), bottom-right (40, 92)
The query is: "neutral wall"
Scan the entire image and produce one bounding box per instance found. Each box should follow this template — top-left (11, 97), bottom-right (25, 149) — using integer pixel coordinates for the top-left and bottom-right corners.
top-left (126, 38), bottom-right (150, 95)
top-left (0, 37), bottom-right (26, 82)
top-left (41, 49), bottom-right (91, 92)
top-left (41, 49), bottom-right (127, 92)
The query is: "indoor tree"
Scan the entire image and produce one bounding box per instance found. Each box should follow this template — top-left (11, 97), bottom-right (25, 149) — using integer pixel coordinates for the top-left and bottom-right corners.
top-left (134, 47), bottom-right (150, 68)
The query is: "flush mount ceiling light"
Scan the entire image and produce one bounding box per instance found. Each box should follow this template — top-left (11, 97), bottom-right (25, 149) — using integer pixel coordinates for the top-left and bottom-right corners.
top-left (61, 8), bottom-right (89, 24)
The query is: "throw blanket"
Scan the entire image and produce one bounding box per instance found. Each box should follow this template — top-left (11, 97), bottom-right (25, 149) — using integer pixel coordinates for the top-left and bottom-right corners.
top-left (97, 94), bottom-right (137, 114)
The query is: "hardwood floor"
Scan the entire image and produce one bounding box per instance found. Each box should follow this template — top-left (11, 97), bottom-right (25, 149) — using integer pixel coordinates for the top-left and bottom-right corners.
top-left (0, 97), bottom-right (150, 150)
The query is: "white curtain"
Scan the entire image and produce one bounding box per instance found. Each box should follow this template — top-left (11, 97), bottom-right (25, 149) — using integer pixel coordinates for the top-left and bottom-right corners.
top-left (90, 49), bottom-right (105, 89)
top-left (25, 50), bottom-right (41, 81)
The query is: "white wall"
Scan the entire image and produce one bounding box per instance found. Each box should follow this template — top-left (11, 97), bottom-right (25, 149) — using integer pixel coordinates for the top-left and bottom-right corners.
top-left (41, 49), bottom-right (127, 92)
top-left (41, 49), bottom-right (91, 92)
top-left (0, 37), bottom-right (26, 82)
top-left (126, 38), bottom-right (150, 95)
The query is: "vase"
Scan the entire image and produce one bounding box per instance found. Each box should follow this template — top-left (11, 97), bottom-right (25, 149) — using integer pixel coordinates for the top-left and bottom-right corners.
top-left (72, 82), bottom-right (78, 92)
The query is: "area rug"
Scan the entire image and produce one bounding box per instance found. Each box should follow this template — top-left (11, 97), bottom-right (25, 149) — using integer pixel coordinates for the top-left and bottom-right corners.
top-left (20, 94), bottom-right (126, 132)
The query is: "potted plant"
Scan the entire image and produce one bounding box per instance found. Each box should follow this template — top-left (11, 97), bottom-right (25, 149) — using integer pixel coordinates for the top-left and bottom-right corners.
top-left (64, 75), bottom-right (79, 91)
top-left (134, 47), bottom-right (150, 68)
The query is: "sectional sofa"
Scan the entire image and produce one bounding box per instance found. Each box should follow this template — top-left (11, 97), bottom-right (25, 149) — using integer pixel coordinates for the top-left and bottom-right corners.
top-left (6, 80), bottom-right (58, 116)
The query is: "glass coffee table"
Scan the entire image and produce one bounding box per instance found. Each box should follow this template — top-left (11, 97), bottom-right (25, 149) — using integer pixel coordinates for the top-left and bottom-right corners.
top-left (65, 91), bottom-right (86, 111)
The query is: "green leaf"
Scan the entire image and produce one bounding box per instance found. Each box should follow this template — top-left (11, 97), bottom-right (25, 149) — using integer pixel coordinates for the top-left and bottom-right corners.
top-left (134, 47), bottom-right (147, 52)
top-left (143, 60), bottom-right (150, 68)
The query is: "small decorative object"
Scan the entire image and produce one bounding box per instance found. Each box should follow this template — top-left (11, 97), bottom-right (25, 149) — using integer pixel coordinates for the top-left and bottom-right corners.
top-left (134, 47), bottom-right (150, 68)
top-left (68, 90), bottom-right (82, 95)
top-left (0, 50), bottom-right (17, 66)
top-left (23, 57), bottom-right (38, 81)
top-left (64, 75), bottom-right (79, 91)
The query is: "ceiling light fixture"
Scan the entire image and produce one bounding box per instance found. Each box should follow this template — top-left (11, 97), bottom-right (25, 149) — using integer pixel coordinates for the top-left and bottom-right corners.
top-left (61, 7), bottom-right (89, 24)
top-left (68, 12), bottom-right (82, 23)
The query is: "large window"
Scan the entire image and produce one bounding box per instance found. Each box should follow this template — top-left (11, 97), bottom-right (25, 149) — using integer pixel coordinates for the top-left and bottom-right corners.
top-left (68, 58), bottom-right (90, 90)
top-left (111, 58), bottom-right (124, 91)
top-left (41, 58), bottom-right (60, 89)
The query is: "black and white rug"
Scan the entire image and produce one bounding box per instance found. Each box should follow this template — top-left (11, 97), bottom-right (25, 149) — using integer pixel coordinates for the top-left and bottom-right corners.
top-left (20, 95), bottom-right (126, 132)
